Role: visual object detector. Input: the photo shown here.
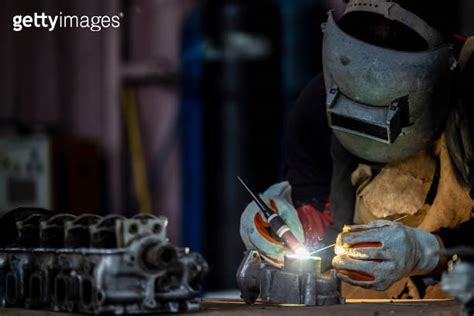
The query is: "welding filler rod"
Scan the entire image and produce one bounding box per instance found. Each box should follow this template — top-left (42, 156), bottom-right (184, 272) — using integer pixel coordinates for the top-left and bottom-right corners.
top-left (310, 215), bottom-right (409, 255)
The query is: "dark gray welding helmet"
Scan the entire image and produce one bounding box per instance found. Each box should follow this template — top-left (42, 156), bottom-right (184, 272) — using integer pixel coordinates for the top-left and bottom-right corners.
top-left (322, 0), bottom-right (455, 163)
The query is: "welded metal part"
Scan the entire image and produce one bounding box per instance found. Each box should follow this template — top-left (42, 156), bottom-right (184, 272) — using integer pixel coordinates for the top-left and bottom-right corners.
top-left (284, 254), bottom-right (321, 274)
top-left (0, 212), bottom-right (208, 314)
top-left (236, 250), bottom-right (343, 305)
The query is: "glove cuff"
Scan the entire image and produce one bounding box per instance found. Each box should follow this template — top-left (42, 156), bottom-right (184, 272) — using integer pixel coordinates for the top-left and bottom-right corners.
top-left (410, 229), bottom-right (441, 276)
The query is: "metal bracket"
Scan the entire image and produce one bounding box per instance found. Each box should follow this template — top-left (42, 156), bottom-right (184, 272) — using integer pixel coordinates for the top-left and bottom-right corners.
top-left (326, 86), bottom-right (339, 108)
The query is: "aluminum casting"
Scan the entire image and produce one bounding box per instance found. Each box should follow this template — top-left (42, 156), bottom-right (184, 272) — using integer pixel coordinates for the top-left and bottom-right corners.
top-left (0, 211), bottom-right (208, 314)
top-left (236, 250), bottom-right (343, 306)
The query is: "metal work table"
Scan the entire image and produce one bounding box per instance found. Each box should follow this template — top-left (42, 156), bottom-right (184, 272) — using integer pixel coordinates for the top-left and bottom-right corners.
top-left (0, 299), bottom-right (464, 316)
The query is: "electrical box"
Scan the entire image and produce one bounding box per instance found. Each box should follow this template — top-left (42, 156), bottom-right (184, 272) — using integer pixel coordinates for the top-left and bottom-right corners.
top-left (0, 135), bottom-right (52, 216)
top-left (0, 135), bottom-right (103, 216)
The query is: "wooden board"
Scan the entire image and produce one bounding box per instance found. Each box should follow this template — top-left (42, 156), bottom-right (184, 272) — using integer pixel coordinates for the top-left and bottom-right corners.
top-left (196, 299), bottom-right (463, 316)
top-left (0, 299), bottom-right (464, 316)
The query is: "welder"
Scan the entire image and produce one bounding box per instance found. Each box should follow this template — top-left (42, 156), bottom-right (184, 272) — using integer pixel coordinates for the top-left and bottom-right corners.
top-left (240, 0), bottom-right (474, 298)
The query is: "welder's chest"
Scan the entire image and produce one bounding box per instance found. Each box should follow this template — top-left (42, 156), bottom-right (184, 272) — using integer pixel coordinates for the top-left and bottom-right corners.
top-left (352, 135), bottom-right (473, 231)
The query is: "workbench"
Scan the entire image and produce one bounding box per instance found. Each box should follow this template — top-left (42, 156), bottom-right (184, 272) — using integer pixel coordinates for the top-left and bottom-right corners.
top-left (0, 299), bottom-right (465, 316)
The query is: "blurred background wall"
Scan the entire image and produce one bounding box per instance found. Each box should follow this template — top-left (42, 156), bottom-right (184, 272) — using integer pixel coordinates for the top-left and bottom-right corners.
top-left (0, 0), bottom-right (196, 244)
top-left (0, 0), bottom-right (470, 291)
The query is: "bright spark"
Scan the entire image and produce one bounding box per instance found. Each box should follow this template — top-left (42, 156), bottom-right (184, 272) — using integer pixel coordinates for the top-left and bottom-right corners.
top-left (293, 246), bottom-right (310, 258)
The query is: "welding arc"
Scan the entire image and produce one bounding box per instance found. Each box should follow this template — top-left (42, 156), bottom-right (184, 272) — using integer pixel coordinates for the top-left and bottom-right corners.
top-left (309, 215), bottom-right (409, 255)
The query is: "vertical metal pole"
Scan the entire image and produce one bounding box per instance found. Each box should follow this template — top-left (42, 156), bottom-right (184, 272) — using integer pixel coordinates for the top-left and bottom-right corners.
top-left (102, 0), bottom-right (124, 213)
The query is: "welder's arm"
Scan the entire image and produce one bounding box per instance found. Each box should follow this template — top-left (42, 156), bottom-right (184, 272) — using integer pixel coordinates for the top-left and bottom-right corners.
top-left (284, 75), bottom-right (332, 207)
top-left (437, 219), bottom-right (474, 250)
top-left (332, 220), bottom-right (441, 291)
top-left (296, 202), bottom-right (333, 245)
top-left (283, 74), bottom-right (336, 242)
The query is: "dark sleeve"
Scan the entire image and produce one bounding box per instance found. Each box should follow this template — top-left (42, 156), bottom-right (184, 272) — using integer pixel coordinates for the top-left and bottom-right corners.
top-left (438, 219), bottom-right (474, 250)
top-left (327, 133), bottom-right (358, 233)
top-left (283, 73), bottom-right (333, 210)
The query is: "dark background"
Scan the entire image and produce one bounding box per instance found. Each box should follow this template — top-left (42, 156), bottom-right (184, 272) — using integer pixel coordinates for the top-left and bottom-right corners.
top-left (0, 0), bottom-right (471, 290)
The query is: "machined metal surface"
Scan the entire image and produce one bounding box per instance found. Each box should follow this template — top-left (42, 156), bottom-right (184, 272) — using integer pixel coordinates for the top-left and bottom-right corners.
top-left (284, 254), bottom-right (321, 274)
top-left (0, 211), bottom-right (208, 314)
top-left (236, 250), bottom-right (343, 306)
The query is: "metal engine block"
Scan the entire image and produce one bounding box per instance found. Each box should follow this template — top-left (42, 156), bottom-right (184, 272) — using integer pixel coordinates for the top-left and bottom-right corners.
top-left (0, 211), bottom-right (208, 314)
top-left (236, 250), bottom-right (343, 306)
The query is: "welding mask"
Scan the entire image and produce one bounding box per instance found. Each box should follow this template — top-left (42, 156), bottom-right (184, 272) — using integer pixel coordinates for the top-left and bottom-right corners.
top-left (322, 0), bottom-right (455, 163)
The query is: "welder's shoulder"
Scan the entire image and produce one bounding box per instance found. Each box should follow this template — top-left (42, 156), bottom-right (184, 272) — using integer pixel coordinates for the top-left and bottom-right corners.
top-left (291, 73), bottom-right (327, 120)
top-left (285, 73), bottom-right (330, 144)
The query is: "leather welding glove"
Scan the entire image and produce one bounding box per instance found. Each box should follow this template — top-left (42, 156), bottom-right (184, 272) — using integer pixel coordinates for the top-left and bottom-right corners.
top-left (332, 220), bottom-right (441, 291)
top-left (240, 182), bottom-right (305, 268)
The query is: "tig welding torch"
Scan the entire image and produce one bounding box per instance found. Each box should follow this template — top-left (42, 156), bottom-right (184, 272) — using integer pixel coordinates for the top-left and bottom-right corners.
top-left (238, 177), bottom-right (308, 255)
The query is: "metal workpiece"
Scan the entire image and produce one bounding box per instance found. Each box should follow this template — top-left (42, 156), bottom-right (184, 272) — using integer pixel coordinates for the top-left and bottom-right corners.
top-left (442, 258), bottom-right (474, 314)
top-left (0, 211), bottom-right (208, 314)
top-left (284, 254), bottom-right (321, 274)
top-left (236, 250), bottom-right (343, 306)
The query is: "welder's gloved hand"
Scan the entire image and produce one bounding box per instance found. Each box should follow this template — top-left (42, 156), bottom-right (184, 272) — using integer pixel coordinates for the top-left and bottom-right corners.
top-left (240, 182), bottom-right (305, 268)
top-left (296, 200), bottom-right (333, 247)
top-left (332, 220), bottom-right (441, 291)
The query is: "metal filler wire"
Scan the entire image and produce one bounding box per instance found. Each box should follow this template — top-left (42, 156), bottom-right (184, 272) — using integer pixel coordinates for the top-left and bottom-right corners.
top-left (309, 214), bottom-right (409, 255)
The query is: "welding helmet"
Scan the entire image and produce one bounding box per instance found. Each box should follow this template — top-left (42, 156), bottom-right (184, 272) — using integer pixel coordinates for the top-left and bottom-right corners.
top-left (322, 0), bottom-right (455, 163)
